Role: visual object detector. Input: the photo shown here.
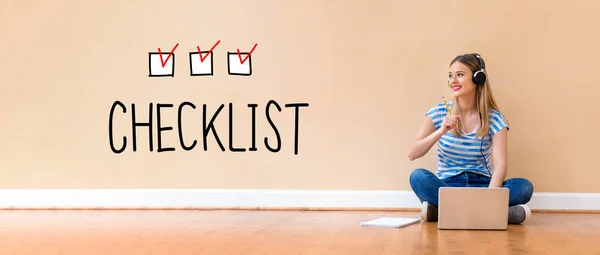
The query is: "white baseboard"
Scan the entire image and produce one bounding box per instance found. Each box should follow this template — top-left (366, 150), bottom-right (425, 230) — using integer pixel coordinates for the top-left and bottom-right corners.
top-left (0, 189), bottom-right (598, 211)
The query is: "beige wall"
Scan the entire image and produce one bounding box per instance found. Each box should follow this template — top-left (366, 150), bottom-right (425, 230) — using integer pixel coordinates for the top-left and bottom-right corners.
top-left (1, 0), bottom-right (599, 193)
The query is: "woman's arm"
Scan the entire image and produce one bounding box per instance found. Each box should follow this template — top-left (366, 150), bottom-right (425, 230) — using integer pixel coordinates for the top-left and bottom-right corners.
top-left (408, 116), bottom-right (444, 161)
top-left (489, 128), bottom-right (508, 187)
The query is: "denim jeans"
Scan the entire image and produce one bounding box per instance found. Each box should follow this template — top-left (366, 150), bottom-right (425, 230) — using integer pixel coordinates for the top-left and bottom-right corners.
top-left (409, 168), bottom-right (534, 207)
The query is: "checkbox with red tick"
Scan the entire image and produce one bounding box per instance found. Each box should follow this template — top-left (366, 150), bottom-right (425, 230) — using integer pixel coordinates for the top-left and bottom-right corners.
top-left (149, 43), bottom-right (178, 77)
top-left (228, 43), bottom-right (257, 76)
top-left (190, 40), bottom-right (220, 76)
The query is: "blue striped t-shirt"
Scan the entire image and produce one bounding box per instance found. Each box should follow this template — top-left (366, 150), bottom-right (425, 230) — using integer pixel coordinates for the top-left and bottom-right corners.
top-left (426, 101), bottom-right (509, 179)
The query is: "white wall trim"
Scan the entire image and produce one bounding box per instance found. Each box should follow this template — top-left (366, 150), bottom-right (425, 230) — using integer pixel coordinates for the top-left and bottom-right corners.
top-left (0, 189), bottom-right (598, 211)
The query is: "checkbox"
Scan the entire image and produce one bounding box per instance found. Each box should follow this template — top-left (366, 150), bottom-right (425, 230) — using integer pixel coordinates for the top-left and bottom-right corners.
top-left (189, 51), bottom-right (214, 76)
top-left (148, 52), bottom-right (175, 77)
top-left (227, 52), bottom-right (252, 76)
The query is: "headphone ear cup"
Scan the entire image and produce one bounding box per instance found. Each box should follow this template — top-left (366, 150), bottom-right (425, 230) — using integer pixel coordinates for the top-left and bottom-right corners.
top-left (473, 70), bottom-right (486, 86)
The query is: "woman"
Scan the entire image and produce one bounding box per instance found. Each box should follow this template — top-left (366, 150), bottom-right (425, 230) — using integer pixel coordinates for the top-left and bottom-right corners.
top-left (407, 53), bottom-right (534, 224)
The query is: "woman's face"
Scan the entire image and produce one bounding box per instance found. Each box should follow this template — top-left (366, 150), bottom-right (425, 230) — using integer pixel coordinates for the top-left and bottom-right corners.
top-left (448, 61), bottom-right (476, 98)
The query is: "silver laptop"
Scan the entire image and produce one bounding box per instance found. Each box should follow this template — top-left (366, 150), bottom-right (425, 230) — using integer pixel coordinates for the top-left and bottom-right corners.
top-left (437, 187), bottom-right (509, 230)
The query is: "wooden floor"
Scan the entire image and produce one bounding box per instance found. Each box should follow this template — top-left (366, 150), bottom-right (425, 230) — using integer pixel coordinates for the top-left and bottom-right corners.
top-left (0, 210), bottom-right (598, 255)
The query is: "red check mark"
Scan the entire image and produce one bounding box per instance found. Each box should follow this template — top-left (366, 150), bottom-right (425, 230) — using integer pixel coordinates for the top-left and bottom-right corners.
top-left (237, 43), bottom-right (257, 64)
top-left (197, 40), bottom-right (221, 62)
top-left (157, 43), bottom-right (179, 68)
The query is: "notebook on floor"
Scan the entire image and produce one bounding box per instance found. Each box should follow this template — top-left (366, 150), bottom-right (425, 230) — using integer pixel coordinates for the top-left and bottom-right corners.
top-left (359, 217), bottom-right (421, 228)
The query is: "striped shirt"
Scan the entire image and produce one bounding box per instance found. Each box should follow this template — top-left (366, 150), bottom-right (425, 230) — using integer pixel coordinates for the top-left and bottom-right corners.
top-left (426, 101), bottom-right (509, 179)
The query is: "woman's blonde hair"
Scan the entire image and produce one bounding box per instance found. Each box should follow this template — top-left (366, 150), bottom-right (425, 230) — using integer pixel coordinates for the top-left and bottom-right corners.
top-left (449, 53), bottom-right (507, 138)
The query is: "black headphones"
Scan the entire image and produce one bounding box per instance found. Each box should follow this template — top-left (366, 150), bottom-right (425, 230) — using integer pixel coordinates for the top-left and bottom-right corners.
top-left (472, 53), bottom-right (487, 86)
top-left (473, 53), bottom-right (491, 176)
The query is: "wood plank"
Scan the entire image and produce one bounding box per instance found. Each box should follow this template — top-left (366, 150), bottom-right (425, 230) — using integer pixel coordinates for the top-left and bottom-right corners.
top-left (0, 210), bottom-right (598, 254)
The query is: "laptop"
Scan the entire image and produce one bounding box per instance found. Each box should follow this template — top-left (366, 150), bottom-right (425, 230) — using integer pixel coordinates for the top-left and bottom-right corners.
top-left (437, 187), bottom-right (509, 230)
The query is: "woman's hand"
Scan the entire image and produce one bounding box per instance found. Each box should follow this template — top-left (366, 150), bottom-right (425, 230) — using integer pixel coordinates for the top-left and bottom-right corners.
top-left (441, 114), bottom-right (460, 133)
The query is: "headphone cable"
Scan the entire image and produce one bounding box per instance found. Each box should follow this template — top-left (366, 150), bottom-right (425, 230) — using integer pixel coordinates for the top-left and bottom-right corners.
top-left (479, 112), bottom-right (492, 178)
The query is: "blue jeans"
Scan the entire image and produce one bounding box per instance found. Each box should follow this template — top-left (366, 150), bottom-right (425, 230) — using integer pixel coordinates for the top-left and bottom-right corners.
top-left (409, 168), bottom-right (534, 207)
